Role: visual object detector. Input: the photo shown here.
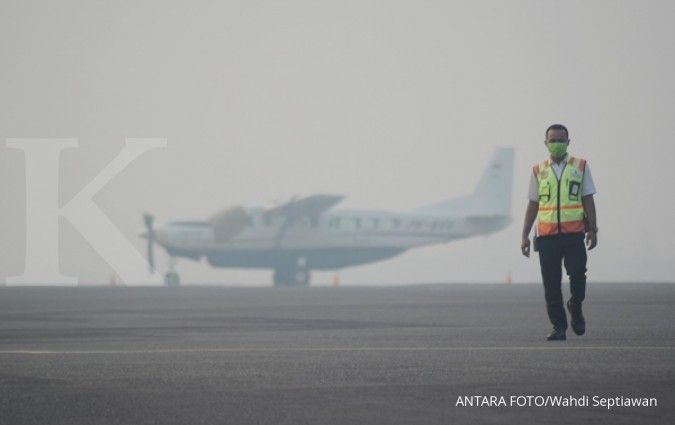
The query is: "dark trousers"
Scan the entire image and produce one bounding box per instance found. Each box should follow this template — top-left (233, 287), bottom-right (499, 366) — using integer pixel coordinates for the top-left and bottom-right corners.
top-left (537, 232), bottom-right (587, 329)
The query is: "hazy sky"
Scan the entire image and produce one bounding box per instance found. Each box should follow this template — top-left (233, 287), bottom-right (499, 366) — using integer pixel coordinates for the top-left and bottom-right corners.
top-left (2, 0), bottom-right (674, 285)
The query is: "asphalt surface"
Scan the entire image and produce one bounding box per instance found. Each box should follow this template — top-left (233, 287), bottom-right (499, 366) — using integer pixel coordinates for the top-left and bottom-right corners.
top-left (0, 283), bottom-right (673, 425)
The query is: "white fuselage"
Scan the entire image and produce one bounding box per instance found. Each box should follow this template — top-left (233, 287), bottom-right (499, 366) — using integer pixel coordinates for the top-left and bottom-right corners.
top-left (153, 207), bottom-right (511, 270)
top-left (143, 147), bottom-right (514, 276)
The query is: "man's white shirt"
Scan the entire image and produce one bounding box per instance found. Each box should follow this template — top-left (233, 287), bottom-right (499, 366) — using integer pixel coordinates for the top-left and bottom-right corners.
top-left (528, 154), bottom-right (596, 202)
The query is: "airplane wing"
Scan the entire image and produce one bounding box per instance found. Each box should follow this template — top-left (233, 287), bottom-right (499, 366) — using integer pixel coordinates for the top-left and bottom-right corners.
top-left (264, 194), bottom-right (344, 220)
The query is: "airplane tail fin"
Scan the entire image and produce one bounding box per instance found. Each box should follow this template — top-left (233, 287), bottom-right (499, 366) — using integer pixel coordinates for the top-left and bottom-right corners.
top-left (415, 147), bottom-right (515, 217)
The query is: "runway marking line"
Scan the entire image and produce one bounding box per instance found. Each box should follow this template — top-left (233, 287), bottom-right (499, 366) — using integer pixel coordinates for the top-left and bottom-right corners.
top-left (0, 346), bottom-right (673, 355)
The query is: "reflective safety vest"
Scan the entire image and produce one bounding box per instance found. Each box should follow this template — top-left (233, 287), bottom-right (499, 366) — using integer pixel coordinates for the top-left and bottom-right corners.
top-left (534, 156), bottom-right (587, 236)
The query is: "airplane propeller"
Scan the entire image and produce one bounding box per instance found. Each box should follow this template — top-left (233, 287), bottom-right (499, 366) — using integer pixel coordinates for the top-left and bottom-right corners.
top-left (143, 213), bottom-right (156, 272)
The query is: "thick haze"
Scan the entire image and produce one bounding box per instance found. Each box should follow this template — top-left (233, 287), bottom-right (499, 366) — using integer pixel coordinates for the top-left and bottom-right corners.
top-left (1, 1), bottom-right (674, 285)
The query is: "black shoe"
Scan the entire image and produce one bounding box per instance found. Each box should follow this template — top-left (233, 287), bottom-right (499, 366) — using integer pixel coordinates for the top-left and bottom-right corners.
top-left (567, 300), bottom-right (586, 336)
top-left (546, 327), bottom-right (566, 341)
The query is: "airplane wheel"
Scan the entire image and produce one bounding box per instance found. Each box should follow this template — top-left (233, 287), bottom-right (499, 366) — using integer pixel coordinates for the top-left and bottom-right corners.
top-left (273, 267), bottom-right (310, 286)
top-left (293, 269), bottom-right (310, 286)
top-left (164, 272), bottom-right (180, 287)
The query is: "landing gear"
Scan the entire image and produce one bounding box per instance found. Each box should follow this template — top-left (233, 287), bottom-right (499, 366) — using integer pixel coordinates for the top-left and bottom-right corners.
top-left (164, 256), bottom-right (180, 286)
top-left (273, 268), bottom-right (310, 286)
top-left (293, 268), bottom-right (310, 286)
top-left (273, 257), bottom-right (311, 286)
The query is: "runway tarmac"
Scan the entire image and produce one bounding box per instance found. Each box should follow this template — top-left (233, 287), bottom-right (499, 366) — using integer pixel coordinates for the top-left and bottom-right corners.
top-left (0, 283), bottom-right (673, 425)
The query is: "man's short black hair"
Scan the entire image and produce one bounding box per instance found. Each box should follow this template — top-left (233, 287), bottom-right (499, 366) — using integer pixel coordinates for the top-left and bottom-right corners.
top-left (545, 124), bottom-right (569, 139)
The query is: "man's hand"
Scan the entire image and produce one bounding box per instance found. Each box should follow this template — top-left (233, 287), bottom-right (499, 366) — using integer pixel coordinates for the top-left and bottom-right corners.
top-left (521, 236), bottom-right (531, 257)
top-left (586, 230), bottom-right (598, 250)
top-left (521, 201), bottom-right (539, 258)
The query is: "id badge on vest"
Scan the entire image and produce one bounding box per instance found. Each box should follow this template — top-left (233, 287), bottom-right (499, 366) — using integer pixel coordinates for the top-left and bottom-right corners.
top-left (568, 180), bottom-right (581, 201)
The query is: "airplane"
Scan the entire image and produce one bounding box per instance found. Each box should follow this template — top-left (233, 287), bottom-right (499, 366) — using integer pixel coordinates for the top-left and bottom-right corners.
top-left (140, 147), bottom-right (514, 286)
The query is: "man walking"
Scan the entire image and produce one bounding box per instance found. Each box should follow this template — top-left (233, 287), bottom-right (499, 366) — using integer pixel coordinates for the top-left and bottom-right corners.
top-left (521, 124), bottom-right (598, 341)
